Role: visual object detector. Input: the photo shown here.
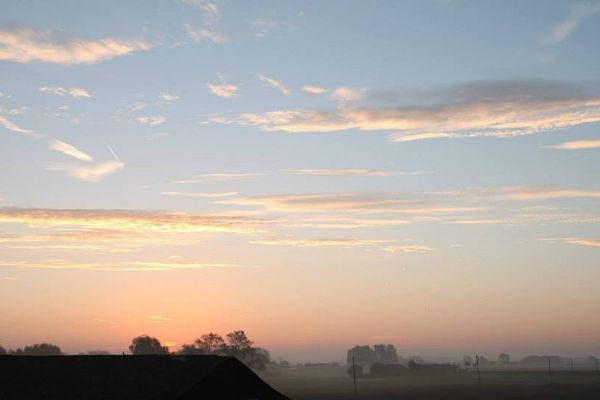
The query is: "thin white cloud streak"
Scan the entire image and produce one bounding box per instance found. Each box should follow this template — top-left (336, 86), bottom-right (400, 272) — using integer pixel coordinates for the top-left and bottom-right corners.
top-left (302, 86), bottom-right (329, 95)
top-left (49, 140), bottom-right (93, 162)
top-left (548, 139), bottom-right (600, 150)
top-left (284, 168), bottom-right (397, 177)
top-left (251, 237), bottom-right (394, 248)
top-left (0, 28), bottom-right (151, 64)
top-left (544, 3), bottom-right (600, 45)
top-left (39, 86), bottom-right (91, 98)
top-left (257, 74), bottom-right (291, 96)
top-left (161, 191), bottom-right (239, 198)
top-left (451, 186), bottom-right (600, 201)
top-left (563, 238), bottom-right (600, 248)
top-left (46, 160), bottom-right (124, 182)
top-left (0, 115), bottom-right (35, 134)
top-left (252, 18), bottom-right (278, 38)
top-left (173, 173), bottom-right (263, 183)
top-left (0, 115), bottom-right (94, 163)
top-left (185, 25), bottom-right (226, 44)
top-left (380, 244), bottom-right (435, 254)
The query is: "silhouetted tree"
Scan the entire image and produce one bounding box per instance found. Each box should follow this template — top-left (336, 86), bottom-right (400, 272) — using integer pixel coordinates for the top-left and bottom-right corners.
top-left (129, 335), bottom-right (169, 355)
top-left (225, 330), bottom-right (253, 357)
top-left (0, 344), bottom-right (6, 355)
top-left (178, 344), bottom-right (203, 355)
top-left (195, 332), bottom-right (226, 354)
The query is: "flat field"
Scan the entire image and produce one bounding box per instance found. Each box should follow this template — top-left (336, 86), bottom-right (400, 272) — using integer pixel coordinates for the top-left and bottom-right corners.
top-left (263, 370), bottom-right (600, 400)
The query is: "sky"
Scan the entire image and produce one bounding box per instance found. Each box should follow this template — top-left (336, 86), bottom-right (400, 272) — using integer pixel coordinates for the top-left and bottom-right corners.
top-left (0, 0), bottom-right (599, 363)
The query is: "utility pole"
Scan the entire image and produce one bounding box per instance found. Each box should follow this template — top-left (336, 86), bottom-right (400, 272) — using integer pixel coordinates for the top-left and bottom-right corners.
top-left (547, 356), bottom-right (553, 385)
top-left (352, 356), bottom-right (357, 396)
top-left (475, 354), bottom-right (482, 392)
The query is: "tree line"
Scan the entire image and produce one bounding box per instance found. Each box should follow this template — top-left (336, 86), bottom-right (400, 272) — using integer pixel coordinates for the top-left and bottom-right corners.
top-left (0, 330), bottom-right (270, 370)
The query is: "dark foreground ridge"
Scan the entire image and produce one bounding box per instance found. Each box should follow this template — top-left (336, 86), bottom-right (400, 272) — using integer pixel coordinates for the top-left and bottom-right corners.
top-left (0, 354), bottom-right (289, 400)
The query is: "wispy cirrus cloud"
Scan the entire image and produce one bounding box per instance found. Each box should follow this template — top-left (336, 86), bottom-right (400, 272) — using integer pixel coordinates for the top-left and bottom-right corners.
top-left (543, 3), bottom-right (600, 45)
top-left (185, 25), bottom-right (226, 44)
top-left (182, 0), bottom-right (221, 24)
top-left (448, 186), bottom-right (600, 201)
top-left (159, 93), bottom-right (179, 102)
top-left (0, 208), bottom-right (267, 234)
top-left (380, 244), bottom-right (436, 254)
top-left (39, 86), bottom-right (91, 98)
top-left (172, 172), bottom-right (263, 183)
top-left (563, 237), bottom-right (600, 248)
top-left (1, 114), bottom-right (95, 163)
top-left (0, 28), bottom-right (151, 64)
top-left (284, 168), bottom-right (420, 177)
top-left (547, 139), bottom-right (600, 150)
top-left (257, 74), bottom-right (291, 96)
top-left (213, 80), bottom-right (600, 142)
top-left (0, 259), bottom-right (242, 272)
top-left (251, 237), bottom-right (394, 248)
top-left (46, 160), bottom-right (124, 182)
top-left (219, 192), bottom-right (482, 215)
top-left (161, 191), bottom-right (239, 198)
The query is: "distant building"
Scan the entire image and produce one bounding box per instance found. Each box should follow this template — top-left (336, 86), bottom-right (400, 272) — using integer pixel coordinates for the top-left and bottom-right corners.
top-left (0, 355), bottom-right (288, 399)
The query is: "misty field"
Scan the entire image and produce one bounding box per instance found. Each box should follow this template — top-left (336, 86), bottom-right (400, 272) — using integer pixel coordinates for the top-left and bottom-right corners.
top-left (262, 370), bottom-right (600, 400)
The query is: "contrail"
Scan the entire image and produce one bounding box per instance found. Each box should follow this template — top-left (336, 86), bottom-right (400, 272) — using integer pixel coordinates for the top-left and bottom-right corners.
top-left (107, 145), bottom-right (121, 162)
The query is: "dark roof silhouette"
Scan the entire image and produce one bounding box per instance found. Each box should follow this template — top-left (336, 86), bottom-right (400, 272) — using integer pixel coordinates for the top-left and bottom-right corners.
top-left (0, 354), bottom-right (288, 400)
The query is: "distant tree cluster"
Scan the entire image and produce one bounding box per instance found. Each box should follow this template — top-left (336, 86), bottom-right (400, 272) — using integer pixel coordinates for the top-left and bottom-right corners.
top-left (178, 330), bottom-right (270, 370)
top-left (126, 330), bottom-right (270, 370)
top-left (1, 343), bottom-right (62, 356)
top-left (346, 344), bottom-right (399, 368)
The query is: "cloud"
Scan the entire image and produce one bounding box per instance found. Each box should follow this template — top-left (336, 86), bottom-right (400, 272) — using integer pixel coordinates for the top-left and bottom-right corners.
top-left (159, 93), bottom-right (179, 102)
top-left (143, 315), bottom-right (174, 321)
top-left (0, 208), bottom-right (267, 234)
top-left (40, 87), bottom-right (91, 98)
top-left (182, 0), bottom-right (221, 24)
top-left (185, 25), bottom-right (226, 44)
top-left (0, 28), bottom-right (151, 64)
top-left (284, 168), bottom-right (396, 177)
top-left (46, 160), bottom-right (124, 182)
top-left (252, 18), bottom-right (278, 38)
top-left (8, 106), bottom-right (28, 115)
top-left (49, 140), bottom-right (93, 162)
top-left (1, 115), bottom-right (94, 163)
top-left (251, 237), bottom-right (394, 248)
top-left (207, 79), bottom-right (239, 98)
top-left (331, 86), bottom-right (366, 103)
top-left (0, 259), bottom-right (241, 272)
top-left (219, 192), bottom-right (483, 214)
top-left (548, 139), bottom-right (600, 150)
top-left (257, 74), bottom-right (291, 96)
top-left (172, 172), bottom-right (263, 183)
top-left (453, 186), bottom-right (600, 201)
top-left (134, 115), bottom-right (166, 125)
top-left (544, 3), bottom-right (600, 45)
top-left (161, 191), bottom-right (239, 198)
top-left (380, 244), bottom-right (435, 254)
top-left (0, 115), bottom-right (34, 134)
top-left (215, 80), bottom-right (600, 141)
top-left (562, 237), bottom-right (600, 248)
top-left (302, 86), bottom-right (329, 95)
